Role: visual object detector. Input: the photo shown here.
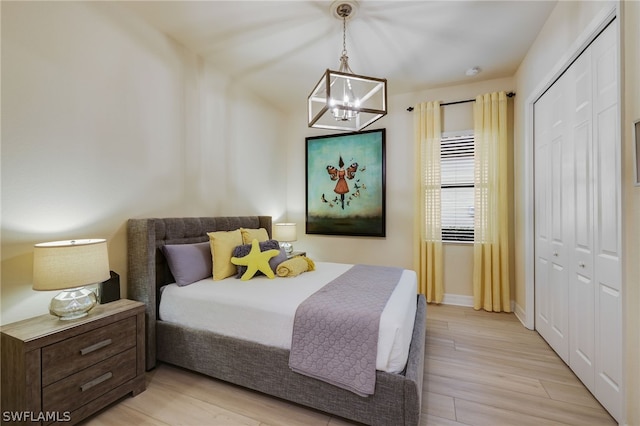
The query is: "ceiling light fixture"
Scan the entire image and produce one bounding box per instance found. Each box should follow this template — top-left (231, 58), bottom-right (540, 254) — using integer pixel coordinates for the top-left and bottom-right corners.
top-left (308, 1), bottom-right (387, 132)
top-left (465, 66), bottom-right (481, 76)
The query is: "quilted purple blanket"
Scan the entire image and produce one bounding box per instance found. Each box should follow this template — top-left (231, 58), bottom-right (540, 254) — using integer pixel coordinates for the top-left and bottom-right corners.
top-left (288, 264), bottom-right (403, 396)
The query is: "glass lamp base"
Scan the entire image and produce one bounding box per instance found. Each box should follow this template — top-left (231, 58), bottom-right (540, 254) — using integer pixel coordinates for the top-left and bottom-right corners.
top-left (49, 287), bottom-right (97, 320)
top-left (281, 242), bottom-right (293, 254)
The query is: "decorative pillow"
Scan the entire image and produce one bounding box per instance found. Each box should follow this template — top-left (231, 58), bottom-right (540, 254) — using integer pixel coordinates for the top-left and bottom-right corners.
top-left (232, 239), bottom-right (287, 278)
top-left (240, 227), bottom-right (269, 244)
top-left (208, 229), bottom-right (243, 280)
top-left (269, 247), bottom-right (288, 272)
top-left (231, 239), bottom-right (280, 281)
top-left (161, 242), bottom-right (212, 286)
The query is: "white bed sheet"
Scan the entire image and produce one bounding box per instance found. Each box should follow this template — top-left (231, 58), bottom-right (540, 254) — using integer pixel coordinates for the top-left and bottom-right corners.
top-left (159, 262), bottom-right (417, 373)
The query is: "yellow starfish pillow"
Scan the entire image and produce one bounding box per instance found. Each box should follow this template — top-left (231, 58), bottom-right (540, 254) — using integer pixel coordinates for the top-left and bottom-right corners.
top-left (230, 239), bottom-right (280, 281)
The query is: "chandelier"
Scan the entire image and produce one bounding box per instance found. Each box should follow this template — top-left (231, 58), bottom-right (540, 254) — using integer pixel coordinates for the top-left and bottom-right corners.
top-left (307, 2), bottom-right (387, 131)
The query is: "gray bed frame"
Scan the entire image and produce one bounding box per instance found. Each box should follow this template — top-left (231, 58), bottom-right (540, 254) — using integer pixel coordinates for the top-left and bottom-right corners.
top-left (127, 216), bottom-right (426, 426)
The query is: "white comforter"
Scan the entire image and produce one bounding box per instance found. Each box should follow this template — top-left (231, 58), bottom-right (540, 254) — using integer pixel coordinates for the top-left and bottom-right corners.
top-left (159, 262), bottom-right (417, 373)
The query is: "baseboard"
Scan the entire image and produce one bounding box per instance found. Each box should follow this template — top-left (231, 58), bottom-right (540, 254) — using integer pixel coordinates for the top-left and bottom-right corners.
top-left (514, 302), bottom-right (532, 329)
top-left (442, 293), bottom-right (474, 307)
top-left (440, 295), bottom-right (524, 317)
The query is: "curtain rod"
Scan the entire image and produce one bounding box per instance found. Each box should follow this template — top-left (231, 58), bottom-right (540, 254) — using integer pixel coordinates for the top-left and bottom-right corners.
top-left (406, 91), bottom-right (516, 112)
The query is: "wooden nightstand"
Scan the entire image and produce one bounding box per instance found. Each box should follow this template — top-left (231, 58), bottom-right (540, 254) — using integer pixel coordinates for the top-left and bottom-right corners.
top-left (287, 251), bottom-right (306, 259)
top-left (0, 299), bottom-right (145, 425)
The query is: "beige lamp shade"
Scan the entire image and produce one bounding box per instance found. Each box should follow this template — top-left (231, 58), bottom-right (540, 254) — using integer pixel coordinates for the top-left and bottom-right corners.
top-left (33, 239), bottom-right (110, 291)
top-left (272, 223), bottom-right (297, 242)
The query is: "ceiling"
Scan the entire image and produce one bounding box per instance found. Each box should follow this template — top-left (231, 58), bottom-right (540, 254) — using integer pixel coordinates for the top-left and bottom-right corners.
top-left (121, 0), bottom-right (557, 111)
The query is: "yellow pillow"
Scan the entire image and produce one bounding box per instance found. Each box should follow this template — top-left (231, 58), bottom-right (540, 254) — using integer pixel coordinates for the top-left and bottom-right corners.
top-left (240, 227), bottom-right (269, 244)
top-left (208, 229), bottom-right (243, 280)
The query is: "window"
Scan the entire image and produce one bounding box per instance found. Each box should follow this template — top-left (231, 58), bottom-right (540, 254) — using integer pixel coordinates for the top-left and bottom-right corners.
top-left (441, 133), bottom-right (474, 242)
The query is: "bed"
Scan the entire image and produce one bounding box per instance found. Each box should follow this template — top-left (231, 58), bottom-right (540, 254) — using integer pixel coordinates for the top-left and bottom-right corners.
top-left (127, 216), bottom-right (426, 426)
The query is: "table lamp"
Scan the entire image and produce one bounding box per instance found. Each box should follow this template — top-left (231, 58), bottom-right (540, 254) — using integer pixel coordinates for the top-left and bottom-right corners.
top-left (33, 239), bottom-right (110, 320)
top-left (272, 223), bottom-right (297, 254)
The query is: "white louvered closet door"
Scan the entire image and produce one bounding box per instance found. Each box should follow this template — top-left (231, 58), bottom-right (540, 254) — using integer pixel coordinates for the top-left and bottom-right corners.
top-left (534, 18), bottom-right (621, 422)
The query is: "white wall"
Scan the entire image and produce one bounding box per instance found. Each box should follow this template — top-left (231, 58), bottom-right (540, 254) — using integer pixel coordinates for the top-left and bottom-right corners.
top-left (513, 0), bottom-right (616, 318)
top-left (286, 76), bottom-right (514, 300)
top-left (622, 1), bottom-right (640, 423)
top-left (0, 1), bottom-right (286, 324)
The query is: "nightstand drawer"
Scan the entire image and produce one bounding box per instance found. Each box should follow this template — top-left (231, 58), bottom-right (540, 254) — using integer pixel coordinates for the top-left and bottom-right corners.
top-left (42, 316), bottom-right (136, 386)
top-left (42, 347), bottom-right (136, 414)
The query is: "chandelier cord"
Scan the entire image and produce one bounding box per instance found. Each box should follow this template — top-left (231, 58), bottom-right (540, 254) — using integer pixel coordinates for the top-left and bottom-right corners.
top-left (342, 15), bottom-right (347, 57)
top-left (339, 13), bottom-right (353, 74)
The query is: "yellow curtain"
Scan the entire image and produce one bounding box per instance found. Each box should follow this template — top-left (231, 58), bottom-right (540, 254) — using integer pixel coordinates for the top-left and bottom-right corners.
top-left (413, 102), bottom-right (443, 303)
top-left (473, 92), bottom-right (511, 312)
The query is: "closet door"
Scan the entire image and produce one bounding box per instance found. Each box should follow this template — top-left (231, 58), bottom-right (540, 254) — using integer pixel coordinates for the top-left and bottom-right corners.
top-left (535, 18), bottom-right (621, 422)
top-left (534, 78), bottom-right (570, 363)
top-left (591, 20), bottom-right (621, 419)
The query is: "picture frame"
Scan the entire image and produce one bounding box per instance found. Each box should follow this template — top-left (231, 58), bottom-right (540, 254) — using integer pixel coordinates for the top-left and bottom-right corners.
top-left (635, 119), bottom-right (640, 186)
top-left (305, 128), bottom-right (386, 237)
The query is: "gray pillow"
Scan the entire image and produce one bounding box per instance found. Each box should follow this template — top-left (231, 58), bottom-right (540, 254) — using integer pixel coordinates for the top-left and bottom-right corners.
top-left (162, 242), bottom-right (212, 286)
top-left (232, 239), bottom-right (287, 279)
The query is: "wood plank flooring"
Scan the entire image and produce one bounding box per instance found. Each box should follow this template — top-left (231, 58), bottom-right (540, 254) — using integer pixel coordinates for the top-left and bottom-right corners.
top-left (85, 304), bottom-right (616, 425)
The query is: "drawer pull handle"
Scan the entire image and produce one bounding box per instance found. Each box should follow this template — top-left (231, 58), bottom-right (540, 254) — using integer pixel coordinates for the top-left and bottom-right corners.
top-left (80, 372), bottom-right (112, 392)
top-left (80, 339), bottom-right (112, 355)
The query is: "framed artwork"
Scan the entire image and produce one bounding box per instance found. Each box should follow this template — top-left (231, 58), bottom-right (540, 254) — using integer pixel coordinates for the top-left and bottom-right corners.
top-left (635, 119), bottom-right (640, 186)
top-left (305, 128), bottom-right (386, 237)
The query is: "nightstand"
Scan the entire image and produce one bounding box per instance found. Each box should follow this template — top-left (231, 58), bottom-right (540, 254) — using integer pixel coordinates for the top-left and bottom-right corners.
top-left (287, 251), bottom-right (306, 259)
top-left (0, 299), bottom-right (145, 425)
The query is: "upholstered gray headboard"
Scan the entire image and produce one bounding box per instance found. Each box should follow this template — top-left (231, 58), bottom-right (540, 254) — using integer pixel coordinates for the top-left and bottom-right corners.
top-left (127, 216), bottom-right (272, 369)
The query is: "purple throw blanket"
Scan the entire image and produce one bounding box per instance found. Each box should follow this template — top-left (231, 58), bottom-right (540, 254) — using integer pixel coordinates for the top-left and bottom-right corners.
top-left (289, 264), bottom-right (403, 396)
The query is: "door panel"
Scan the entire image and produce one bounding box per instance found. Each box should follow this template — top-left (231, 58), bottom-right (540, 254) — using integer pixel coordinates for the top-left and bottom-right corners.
top-left (534, 92), bottom-right (551, 338)
top-left (535, 79), bottom-right (569, 362)
top-left (591, 20), bottom-right (621, 420)
top-left (568, 49), bottom-right (595, 390)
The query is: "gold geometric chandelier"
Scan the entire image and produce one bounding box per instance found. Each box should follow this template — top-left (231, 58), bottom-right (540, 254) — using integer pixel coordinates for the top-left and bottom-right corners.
top-left (307, 2), bottom-right (387, 132)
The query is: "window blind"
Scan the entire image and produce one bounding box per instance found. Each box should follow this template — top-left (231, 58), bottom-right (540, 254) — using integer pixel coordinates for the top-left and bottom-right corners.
top-left (441, 134), bottom-right (474, 242)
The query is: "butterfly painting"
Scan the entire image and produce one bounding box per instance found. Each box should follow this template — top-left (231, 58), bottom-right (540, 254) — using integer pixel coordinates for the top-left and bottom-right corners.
top-left (305, 129), bottom-right (386, 237)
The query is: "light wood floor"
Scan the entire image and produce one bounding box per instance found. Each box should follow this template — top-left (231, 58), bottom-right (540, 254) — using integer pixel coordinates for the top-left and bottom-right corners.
top-left (86, 304), bottom-right (616, 425)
